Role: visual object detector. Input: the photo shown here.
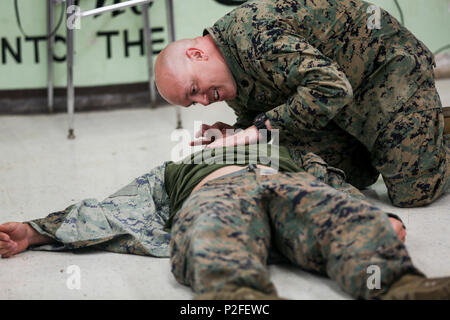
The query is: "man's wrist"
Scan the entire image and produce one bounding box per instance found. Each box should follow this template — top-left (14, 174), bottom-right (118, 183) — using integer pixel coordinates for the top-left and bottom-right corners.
top-left (24, 223), bottom-right (54, 246)
top-left (252, 125), bottom-right (271, 142)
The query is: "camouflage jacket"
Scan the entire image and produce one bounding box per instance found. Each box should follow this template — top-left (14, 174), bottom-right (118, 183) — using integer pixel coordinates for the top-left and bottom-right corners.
top-left (205, 0), bottom-right (434, 149)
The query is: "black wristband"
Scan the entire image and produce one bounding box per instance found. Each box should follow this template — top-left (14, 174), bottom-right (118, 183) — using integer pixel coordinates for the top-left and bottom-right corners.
top-left (254, 113), bottom-right (272, 141)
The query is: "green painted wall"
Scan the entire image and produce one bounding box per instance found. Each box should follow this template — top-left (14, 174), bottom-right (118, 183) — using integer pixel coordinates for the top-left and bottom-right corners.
top-left (0, 0), bottom-right (449, 90)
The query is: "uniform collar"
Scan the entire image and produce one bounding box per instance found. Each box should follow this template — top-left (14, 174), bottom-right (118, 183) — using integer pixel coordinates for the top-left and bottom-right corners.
top-left (204, 27), bottom-right (253, 108)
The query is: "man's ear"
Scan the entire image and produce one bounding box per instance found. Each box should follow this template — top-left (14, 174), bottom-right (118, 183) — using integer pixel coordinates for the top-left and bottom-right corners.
top-left (186, 48), bottom-right (208, 61)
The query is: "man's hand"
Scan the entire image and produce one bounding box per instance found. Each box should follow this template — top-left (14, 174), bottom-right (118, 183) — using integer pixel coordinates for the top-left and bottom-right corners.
top-left (190, 122), bottom-right (234, 146)
top-left (0, 222), bottom-right (30, 258)
top-left (205, 125), bottom-right (261, 149)
top-left (389, 218), bottom-right (406, 243)
top-left (0, 222), bottom-right (53, 258)
top-left (203, 119), bottom-right (273, 149)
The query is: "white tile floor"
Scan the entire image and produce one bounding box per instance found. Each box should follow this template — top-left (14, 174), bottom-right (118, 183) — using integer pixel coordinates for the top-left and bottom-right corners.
top-left (0, 80), bottom-right (449, 300)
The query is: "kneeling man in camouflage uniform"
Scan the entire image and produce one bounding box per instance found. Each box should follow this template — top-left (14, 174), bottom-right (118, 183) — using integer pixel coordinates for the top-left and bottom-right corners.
top-left (0, 145), bottom-right (449, 299)
top-left (155, 0), bottom-right (450, 208)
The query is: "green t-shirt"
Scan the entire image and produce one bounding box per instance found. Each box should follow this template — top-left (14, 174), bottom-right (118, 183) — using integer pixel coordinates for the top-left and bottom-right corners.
top-left (164, 144), bottom-right (302, 230)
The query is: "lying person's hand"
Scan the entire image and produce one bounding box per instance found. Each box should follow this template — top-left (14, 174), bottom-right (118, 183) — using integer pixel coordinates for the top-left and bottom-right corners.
top-left (389, 218), bottom-right (406, 243)
top-left (205, 125), bottom-right (261, 149)
top-left (190, 122), bottom-right (234, 146)
top-left (0, 222), bottom-right (53, 258)
top-left (0, 222), bottom-right (30, 258)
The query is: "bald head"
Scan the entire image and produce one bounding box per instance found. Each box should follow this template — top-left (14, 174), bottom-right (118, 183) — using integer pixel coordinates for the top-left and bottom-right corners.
top-left (155, 36), bottom-right (237, 107)
top-left (155, 39), bottom-right (195, 104)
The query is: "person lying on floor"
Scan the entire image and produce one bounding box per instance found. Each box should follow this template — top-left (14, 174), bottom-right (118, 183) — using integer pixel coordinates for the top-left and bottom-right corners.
top-left (0, 143), bottom-right (448, 299)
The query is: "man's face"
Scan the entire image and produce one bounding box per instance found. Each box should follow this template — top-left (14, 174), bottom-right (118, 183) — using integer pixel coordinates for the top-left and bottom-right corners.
top-left (182, 57), bottom-right (237, 107)
top-left (157, 48), bottom-right (237, 107)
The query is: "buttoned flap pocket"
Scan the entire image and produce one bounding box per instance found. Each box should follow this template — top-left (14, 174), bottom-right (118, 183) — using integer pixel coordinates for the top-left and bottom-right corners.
top-left (108, 182), bottom-right (138, 198)
top-left (324, 166), bottom-right (347, 188)
top-left (326, 166), bottom-right (346, 181)
top-left (302, 152), bottom-right (328, 182)
top-left (302, 152), bottom-right (347, 184)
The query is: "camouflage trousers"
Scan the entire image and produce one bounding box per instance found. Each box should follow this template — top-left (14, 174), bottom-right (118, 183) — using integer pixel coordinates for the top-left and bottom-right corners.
top-left (284, 80), bottom-right (449, 208)
top-left (371, 82), bottom-right (449, 208)
top-left (170, 171), bottom-right (422, 300)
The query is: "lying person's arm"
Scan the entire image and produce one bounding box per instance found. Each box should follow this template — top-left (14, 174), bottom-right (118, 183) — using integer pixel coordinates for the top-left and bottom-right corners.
top-left (0, 162), bottom-right (172, 259)
top-left (0, 222), bottom-right (54, 258)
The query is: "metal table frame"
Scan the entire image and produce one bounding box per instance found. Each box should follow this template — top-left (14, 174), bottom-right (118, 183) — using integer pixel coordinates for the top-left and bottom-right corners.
top-left (47, 0), bottom-right (177, 139)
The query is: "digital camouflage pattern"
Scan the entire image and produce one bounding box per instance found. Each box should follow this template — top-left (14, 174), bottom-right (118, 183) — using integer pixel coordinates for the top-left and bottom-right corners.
top-left (205, 0), bottom-right (449, 206)
top-left (371, 82), bottom-right (450, 207)
top-left (170, 170), bottom-right (423, 300)
top-left (26, 151), bottom-right (368, 258)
